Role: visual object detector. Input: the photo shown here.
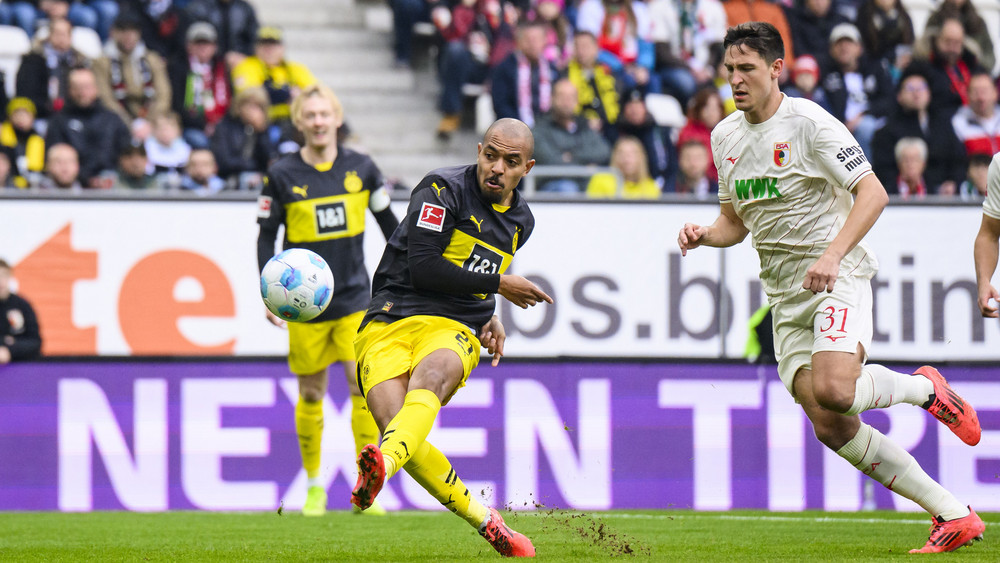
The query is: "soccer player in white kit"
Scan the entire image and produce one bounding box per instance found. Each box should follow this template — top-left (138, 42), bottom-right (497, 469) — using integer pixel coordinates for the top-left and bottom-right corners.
top-left (678, 22), bottom-right (985, 553)
top-left (974, 153), bottom-right (1000, 318)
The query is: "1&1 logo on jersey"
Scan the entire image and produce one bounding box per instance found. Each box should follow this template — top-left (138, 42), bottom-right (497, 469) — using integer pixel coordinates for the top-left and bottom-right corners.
top-left (774, 142), bottom-right (791, 167)
top-left (417, 203), bottom-right (446, 232)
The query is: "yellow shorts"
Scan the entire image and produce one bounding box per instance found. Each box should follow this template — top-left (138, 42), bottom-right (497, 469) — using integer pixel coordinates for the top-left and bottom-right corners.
top-left (354, 315), bottom-right (480, 400)
top-left (287, 310), bottom-right (366, 375)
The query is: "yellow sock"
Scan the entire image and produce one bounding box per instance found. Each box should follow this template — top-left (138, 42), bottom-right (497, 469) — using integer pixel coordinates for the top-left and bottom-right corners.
top-left (405, 440), bottom-right (489, 529)
top-left (350, 395), bottom-right (380, 454)
top-left (295, 398), bottom-right (324, 479)
top-left (380, 389), bottom-right (441, 478)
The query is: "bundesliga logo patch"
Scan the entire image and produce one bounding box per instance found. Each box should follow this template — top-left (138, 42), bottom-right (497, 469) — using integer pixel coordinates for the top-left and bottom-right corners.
top-left (417, 202), bottom-right (446, 232)
top-left (774, 142), bottom-right (791, 167)
top-left (257, 196), bottom-right (272, 218)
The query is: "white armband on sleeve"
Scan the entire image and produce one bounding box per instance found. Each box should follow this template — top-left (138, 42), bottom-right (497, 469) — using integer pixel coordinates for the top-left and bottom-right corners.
top-left (369, 186), bottom-right (392, 212)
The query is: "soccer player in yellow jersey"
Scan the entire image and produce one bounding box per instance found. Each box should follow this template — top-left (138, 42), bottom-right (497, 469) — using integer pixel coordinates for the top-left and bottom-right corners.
top-left (974, 153), bottom-right (1000, 318)
top-left (256, 84), bottom-right (399, 516)
top-left (351, 118), bottom-right (552, 557)
top-left (679, 22), bottom-right (984, 553)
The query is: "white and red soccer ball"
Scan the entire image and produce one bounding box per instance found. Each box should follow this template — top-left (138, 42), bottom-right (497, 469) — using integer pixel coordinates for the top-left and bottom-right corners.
top-left (260, 248), bottom-right (334, 322)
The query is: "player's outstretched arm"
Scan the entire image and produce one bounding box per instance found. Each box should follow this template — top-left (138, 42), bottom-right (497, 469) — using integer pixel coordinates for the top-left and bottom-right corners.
top-left (479, 315), bottom-right (506, 366)
top-left (678, 202), bottom-right (748, 256)
top-left (974, 214), bottom-right (1000, 318)
top-left (499, 275), bottom-right (554, 309)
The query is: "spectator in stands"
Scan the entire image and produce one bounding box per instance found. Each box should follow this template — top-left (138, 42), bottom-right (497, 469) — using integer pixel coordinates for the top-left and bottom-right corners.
top-left (389, 0), bottom-right (430, 68)
top-left (5, 0), bottom-right (110, 41)
top-left (39, 142), bottom-right (82, 189)
top-left (181, 147), bottom-right (224, 194)
top-left (116, 143), bottom-right (156, 189)
top-left (575, 0), bottom-right (658, 95)
top-left (666, 138), bottom-right (717, 197)
top-left (0, 98), bottom-right (45, 189)
top-left (168, 21), bottom-right (230, 149)
top-left (912, 17), bottom-right (983, 117)
top-left (926, 0), bottom-right (994, 72)
top-left (821, 23), bottom-right (894, 160)
top-left (231, 26), bottom-right (317, 125)
top-left (120, 0), bottom-right (186, 62)
top-left (782, 54), bottom-right (831, 112)
top-left (184, 0), bottom-right (259, 69)
top-left (677, 86), bottom-right (722, 183)
top-left (431, 0), bottom-right (515, 139)
top-left (952, 70), bottom-right (1000, 157)
top-left (893, 136), bottom-right (930, 198)
top-left (872, 70), bottom-right (966, 194)
top-left (144, 111), bottom-right (191, 178)
top-left (707, 41), bottom-right (735, 114)
top-left (722, 0), bottom-right (795, 63)
top-left (0, 150), bottom-right (15, 188)
top-left (564, 30), bottom-right (620, 138)
top-left (647, 0), bottom-right (727, 108)
top-left (786, 0), bottom-right (848, 61)
top-left (45, 66), bottom-right (132, 186)
top-left (535, 0), bottom-right (572, 69)
top-left (856, 0), bottom-right (914, 77)
top-left (15, 18), bottom-right (89, 121)
top-left (532, 78), bottom-right (611, 193)
top-left (615, 88), bottom-right (675, 186)
top-left (93, 12), bottom-right (172, 132)
top-left (587, 135), bottom-right (661, 198)
top-left (492, 20), bottom-right (556, 127)
top-left (959, 152), bottom-right (990, 200)
top-left (210, 86), bottom-right (274, 189)
top-left (0, 258), bottom-right (42, 363)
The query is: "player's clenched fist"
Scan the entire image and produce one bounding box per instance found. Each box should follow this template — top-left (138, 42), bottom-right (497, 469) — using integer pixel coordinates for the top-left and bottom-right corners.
top-left (499, 274), bottom-right (554, 309)
top-left (678, 223), bottom-right (708, 256)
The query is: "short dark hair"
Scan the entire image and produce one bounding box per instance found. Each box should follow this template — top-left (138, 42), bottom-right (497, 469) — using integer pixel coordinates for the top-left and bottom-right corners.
top-left (723, 22), bottom-right (784, 64)
top-left (120, 143), bottom-right (147, 158)
top-left (969, 152), bottom-right (993, 168)
top-left (0, 258), bottom-right (10, 270)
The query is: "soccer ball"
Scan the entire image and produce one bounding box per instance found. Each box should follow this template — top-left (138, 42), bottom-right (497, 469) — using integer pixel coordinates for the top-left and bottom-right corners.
top-left (260, 248), bottom-right (334, 322)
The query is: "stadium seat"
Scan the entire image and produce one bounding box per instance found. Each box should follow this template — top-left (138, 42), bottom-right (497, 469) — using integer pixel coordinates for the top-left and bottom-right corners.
top-left (0, 25), bottom-right (31, 98)
top-left (644, 93), bottom-right (686, 129)
top-left (72, 27), bottom-right (103, 60)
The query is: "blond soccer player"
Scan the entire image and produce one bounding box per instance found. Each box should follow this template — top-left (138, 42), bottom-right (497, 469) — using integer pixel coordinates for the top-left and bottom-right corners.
top-left (257, 84), bottom-right (399, 516)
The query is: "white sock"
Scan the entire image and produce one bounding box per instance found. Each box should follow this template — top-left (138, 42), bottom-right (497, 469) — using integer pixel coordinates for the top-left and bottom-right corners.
top-left (382, 454), bottom-right (397, 480)
top-left (478, 511), bottom-right (492, 533)
top-left (844, 364), bottom-right (934, 416)
top-left (307, 476), bottom-right (323, 489)
top-left (837, 423), bottom-right (969, 520)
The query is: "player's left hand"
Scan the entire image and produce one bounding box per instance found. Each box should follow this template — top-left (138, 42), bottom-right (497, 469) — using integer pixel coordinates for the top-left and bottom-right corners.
top-left (479, 315), bottom-right (506, 366)
top-left (803, 253), bottom-right (841, 294)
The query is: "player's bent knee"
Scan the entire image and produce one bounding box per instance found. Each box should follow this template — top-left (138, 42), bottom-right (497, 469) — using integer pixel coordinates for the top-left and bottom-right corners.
top-left (811, 378), bottom-right (854, 414)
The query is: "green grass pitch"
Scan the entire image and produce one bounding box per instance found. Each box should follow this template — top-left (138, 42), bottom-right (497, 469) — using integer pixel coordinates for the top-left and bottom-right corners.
top-left (0, 510), bottom-right (995, 561)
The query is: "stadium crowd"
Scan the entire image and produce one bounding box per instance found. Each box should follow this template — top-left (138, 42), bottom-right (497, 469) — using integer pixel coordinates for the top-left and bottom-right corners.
top-left (0, 0), bottom-right (996, 199)
top-left (398, 0), bottom-right (999, 199)
top-left (0, 0), bottom-right (306, 193)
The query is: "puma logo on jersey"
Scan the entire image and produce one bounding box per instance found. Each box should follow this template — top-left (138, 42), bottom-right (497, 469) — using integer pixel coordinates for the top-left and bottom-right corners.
top-left (470, 215), bottom-right (484, 232)
top-left (292, 185), bottom-right (308, 198)
top-left (431, 182), bottom-right (446, 196)
top-left (726, 156), bottom-right (739, 164)
top-left (733, 177), bottom-right (782, 201)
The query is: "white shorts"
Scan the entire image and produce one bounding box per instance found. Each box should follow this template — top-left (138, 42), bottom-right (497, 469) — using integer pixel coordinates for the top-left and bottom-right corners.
top-left (772, 275), bottom-right (873, 397)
